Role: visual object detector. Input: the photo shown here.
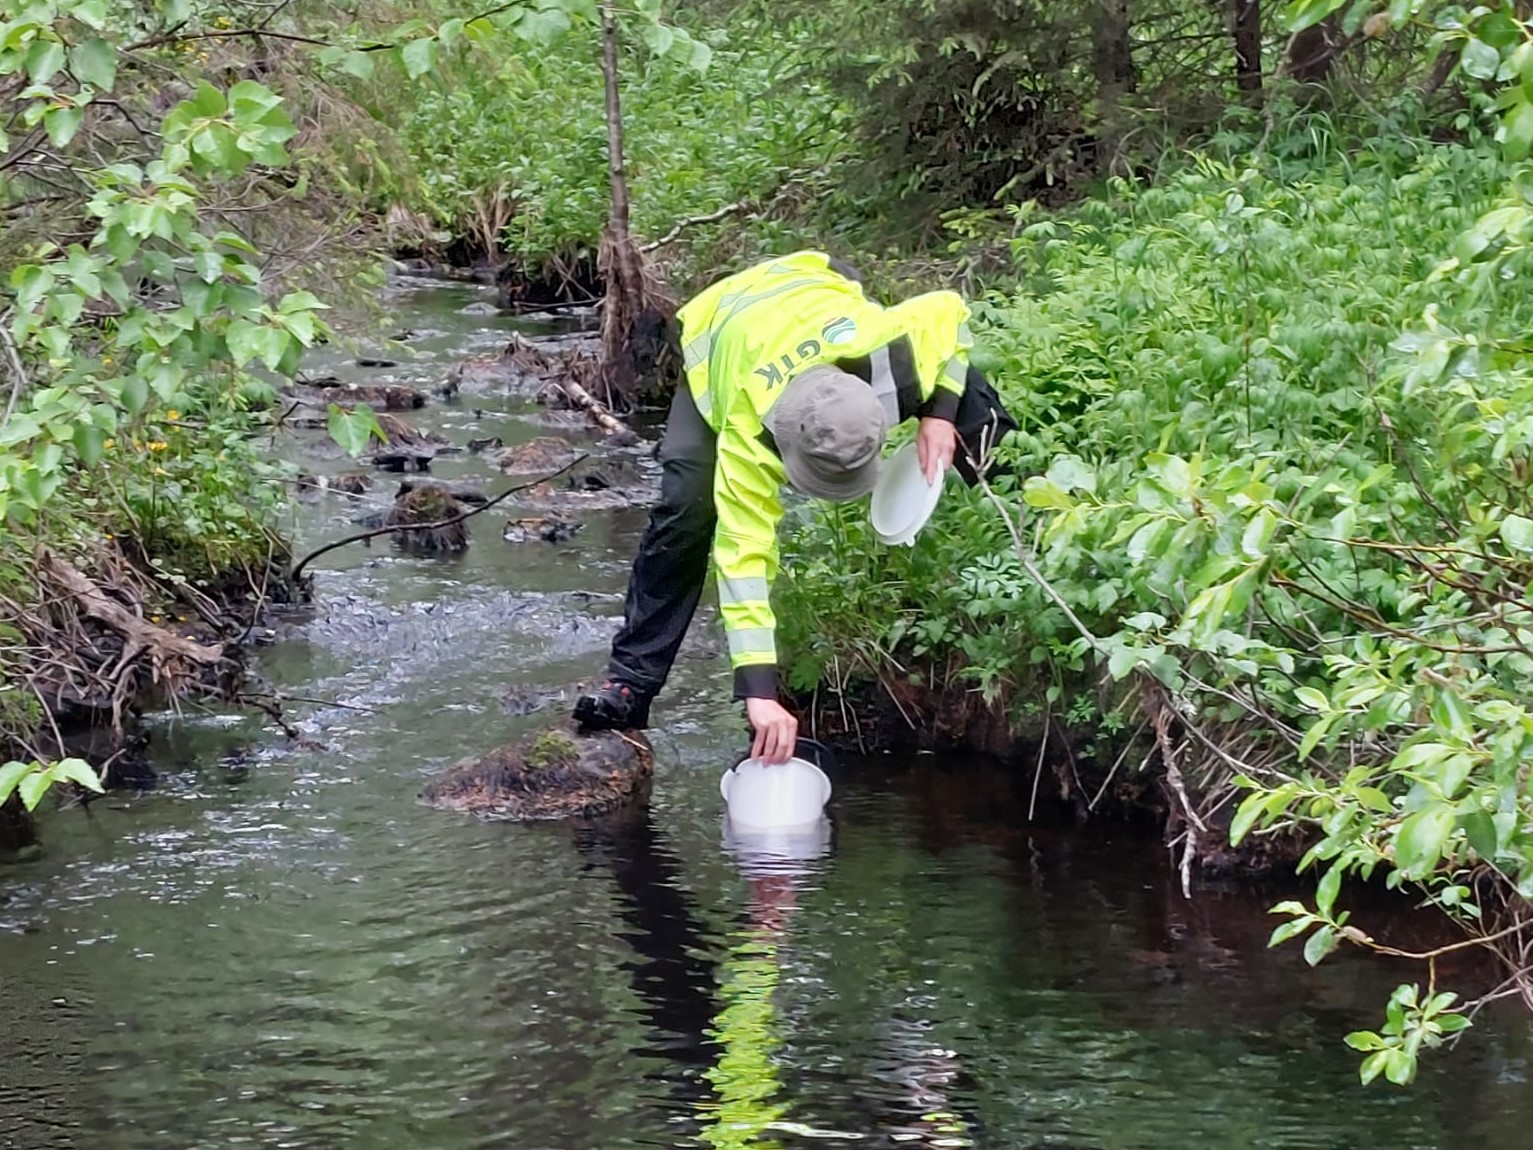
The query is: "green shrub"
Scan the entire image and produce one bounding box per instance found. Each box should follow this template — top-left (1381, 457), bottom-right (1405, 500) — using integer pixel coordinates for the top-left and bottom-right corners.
top-left (780, 125), bottom-right (1533, 1082)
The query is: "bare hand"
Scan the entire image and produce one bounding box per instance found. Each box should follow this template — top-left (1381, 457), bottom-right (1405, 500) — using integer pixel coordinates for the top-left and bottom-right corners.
top-left (916, 417), bottom-right (959, 484)
top-left (745, 697), bottom-right (799, 764)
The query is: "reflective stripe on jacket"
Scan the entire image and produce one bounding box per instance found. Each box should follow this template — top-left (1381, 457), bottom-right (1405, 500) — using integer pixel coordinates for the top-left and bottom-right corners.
top-left (676, 251), bottom-right (975, 698)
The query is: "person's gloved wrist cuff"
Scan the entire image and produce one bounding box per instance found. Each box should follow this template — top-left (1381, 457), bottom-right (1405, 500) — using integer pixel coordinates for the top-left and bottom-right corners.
top-left (733, 664), bottom-right (778, 700)
top-left (925, 390), bottom-right (960, 422)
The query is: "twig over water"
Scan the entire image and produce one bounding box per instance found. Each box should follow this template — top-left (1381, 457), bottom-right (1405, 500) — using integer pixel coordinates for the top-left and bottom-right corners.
top-left (288, 455), bottom-right (587, 583)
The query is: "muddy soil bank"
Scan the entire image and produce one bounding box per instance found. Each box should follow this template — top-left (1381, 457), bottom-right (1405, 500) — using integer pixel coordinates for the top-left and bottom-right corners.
top-left (1, 546), bottom-right (303, 854)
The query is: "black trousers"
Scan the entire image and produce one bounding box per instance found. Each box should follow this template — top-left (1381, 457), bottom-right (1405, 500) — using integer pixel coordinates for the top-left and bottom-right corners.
top-left (607, 371), bottom-right (1018, 699)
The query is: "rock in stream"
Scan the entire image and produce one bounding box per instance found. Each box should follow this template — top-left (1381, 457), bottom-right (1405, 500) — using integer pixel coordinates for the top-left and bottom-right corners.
top-left (418, 724), bottom-right (652, 821)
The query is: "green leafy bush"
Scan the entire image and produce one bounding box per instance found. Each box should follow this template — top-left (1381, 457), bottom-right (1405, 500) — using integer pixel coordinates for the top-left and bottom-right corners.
top-left (0, 2), bottom-right (334, 754)
top-left (780, 115), bottom-right (1533, 1082)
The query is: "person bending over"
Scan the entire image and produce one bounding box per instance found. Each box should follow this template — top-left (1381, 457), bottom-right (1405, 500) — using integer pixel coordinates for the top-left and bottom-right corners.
top-left (573, 251), bottom-right (1016, 762)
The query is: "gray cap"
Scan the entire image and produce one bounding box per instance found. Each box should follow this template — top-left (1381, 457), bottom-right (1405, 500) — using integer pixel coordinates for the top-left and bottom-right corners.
top-left (763, 364), bottom-right (887, 502)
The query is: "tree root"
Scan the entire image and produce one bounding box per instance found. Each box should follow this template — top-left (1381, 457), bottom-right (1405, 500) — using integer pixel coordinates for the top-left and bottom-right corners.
top-left (31, 547), bottom-right (230, 735)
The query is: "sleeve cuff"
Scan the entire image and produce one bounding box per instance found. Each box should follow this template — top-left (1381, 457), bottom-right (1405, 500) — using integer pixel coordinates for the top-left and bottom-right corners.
top-left (733, 663), bottom-right (779, 700)
top-left (924, 388), bottom-right (960, 422)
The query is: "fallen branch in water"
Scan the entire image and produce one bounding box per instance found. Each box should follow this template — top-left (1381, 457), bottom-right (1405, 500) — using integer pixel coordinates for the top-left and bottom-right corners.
top-left (289, 455), bottom-right (588, 583)
top-left (556, 372), bottom-right (632, 439)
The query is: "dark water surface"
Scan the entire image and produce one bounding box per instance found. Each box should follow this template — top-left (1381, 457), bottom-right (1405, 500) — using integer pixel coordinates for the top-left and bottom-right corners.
top-left (4, 279), bottom-right (1532, 1149)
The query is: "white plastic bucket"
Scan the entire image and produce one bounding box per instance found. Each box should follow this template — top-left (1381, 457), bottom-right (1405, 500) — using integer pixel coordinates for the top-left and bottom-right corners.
top-left (721, 814), bottom-right (832, 878)
top-left (720, 756), bottom-right (832, 829)
top-left (870, 441), bottom-right (944, 547)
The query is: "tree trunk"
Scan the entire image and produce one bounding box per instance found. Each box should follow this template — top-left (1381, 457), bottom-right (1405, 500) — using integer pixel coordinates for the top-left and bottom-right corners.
top-left (1233, 0), bottom-right (1262, 97)
top-left (1091, 0), bottom-right (1134, 174)
top-left (1284, 19), bottom-right (1340, 84)
top-left (598, 0), bottom-right (645, 405)
top-left (601, 0), bottom-right (632, 259)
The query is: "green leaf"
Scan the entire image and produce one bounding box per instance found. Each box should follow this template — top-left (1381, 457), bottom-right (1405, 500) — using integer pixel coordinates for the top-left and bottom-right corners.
top-left (686, 37), bottom-right (713, 72)
top-left (1282, 0), bottom-right (1348, 35)
top-left (51, 757), bottom-right (103, 793)
top-left (70, 0), bottom-right (110, 29)
top-left (1297, 727), bottom-right (1335, 769)
top-left (1045, 454), bottom-right (1096, 494)
top-left (1240, 508), bottom-right (1277, 558)
top-left (1315, 864), bottom-right (1342, 917)
top-left (1359, 1049), bottom-right (1389, 1086)
top-left (224, 318), bottom-right (262, 366)
top-left (1303, 923), bottom-right (1338, 966)
top-left (1295, 686), bottom-right (1329, 712)
top-left (45, 104), bottom-right (84, 148)
top-left (518, 6), bottom-right (571, 42)
top-left (73, 421), bottom-right (105, 466)
top-left (1345, 1030), bottom-right (1386, 1052)
top-left (1268, 917), bottom-right (1314, 947)
top-left (1383, 1047), bottom-right (1416, 1086)
top-left (1499, 513), bottom-right (1533, 553)
top-left (277, 289), bottom-right (327, 314)
top-left (342, 50), bottom-right (375, 80)
top-left (1461, 811), bottom-right (1498, 861)
top-left (0, 760), bottom-right (34, 805)
top-left (1356, 786), bottom-right (1393, 814)
top-left (69, 37), bottom-right (116, 90)
top-left (327, 402), bottom-right (385, 457)
top-left (1505, 100), bottom-right (1533, 163)
top-left (400, 37), bottom-right (437, 80)
top-left (1022, 477), bottom-right (1075, 510)
top-left (117, 372), bottom-right (148, 414)
top-left (1394, 805), bottom-right (1456, 877)
top-left (18, 766), bottom-right (53, 810)
top-left (27, 38), bottom-right (65, 84)
top-left (640, 21), bottom-right (675, 57)
top-left (1230, 788), bottom-right (1269, 846)
top-left (1425, 990), bottom-right (1459, 1015)
top-left (1461, 38), bottom-right (1501, 82)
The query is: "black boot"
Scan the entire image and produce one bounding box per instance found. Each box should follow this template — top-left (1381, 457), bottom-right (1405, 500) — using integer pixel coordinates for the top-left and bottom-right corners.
top-left (573, 680), bottom-right (653, 731)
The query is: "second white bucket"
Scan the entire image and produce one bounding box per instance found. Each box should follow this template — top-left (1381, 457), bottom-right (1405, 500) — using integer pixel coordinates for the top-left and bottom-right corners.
top-left (720, 756), bottom-right (832, 829)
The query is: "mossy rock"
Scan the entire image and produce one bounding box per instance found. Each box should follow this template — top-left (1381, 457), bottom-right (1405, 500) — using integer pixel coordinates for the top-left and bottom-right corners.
top-left (418, 722), bottom-right (653, 821)
top-left (384, 485), bottom-right (468, 552)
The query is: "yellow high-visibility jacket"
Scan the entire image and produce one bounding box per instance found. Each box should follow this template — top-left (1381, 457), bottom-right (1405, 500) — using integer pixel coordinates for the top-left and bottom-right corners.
top-left (677, 251), bottom-right (975, 699)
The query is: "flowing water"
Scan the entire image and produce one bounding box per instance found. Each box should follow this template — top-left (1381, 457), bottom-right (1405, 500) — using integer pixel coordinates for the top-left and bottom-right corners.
top-left (3, 277), bottom-right (1532, 1150)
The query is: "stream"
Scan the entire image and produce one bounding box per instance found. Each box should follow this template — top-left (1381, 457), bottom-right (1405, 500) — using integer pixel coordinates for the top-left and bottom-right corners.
top-left (3, 275), bottom-right (1532, 1150)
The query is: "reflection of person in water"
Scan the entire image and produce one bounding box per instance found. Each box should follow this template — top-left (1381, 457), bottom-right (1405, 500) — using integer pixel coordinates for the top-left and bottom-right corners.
top-left (573, 801), bottom-right (975, 1147)
top-left (691, 834), bottom-right (813, 1149)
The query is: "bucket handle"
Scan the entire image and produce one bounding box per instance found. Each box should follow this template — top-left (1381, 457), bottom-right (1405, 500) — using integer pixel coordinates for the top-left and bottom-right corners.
top-left (729, 737), bottom-right (838, 774)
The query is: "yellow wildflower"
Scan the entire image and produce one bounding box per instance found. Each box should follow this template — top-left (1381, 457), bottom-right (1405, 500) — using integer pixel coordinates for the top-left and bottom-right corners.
top-left (148, 440), bottom-right (168, 452)
top-left (154, 466), bottom-right (167, 476)
top-left (166, 410), bottom-right (181, 422)
top-left (103, 438), bottom-right (115, 450)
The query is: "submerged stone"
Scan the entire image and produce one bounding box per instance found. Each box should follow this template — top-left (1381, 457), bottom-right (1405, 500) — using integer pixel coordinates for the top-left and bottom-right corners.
top-left (418, 724), bottom-right (653, 821)
top-left (492, 435), bottom-right (582, 475)
top-left (503, 513), bottom-right (582, 543)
